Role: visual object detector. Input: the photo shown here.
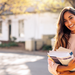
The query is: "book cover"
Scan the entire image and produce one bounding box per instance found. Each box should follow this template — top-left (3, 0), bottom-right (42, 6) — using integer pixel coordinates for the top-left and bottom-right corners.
top-left (48, 47), bottom-right (75, 71)
top-left (48, 47), bottom-right (73, 65)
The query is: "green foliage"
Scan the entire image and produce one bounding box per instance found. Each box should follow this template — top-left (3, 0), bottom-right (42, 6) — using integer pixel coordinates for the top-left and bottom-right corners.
top-left (0, 42), bottom-right (18, 47)
top-left (48, 0), bottom-right (66, 12)
top-left (0, 0), bottom-right (36, 15)
top-left (0, 0), bottom-right (66, 15)
top-left (42, 45), bottom-right (52, 51)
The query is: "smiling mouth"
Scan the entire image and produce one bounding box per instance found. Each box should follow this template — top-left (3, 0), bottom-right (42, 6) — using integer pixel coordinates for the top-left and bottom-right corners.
top-left (69, 24), bottom-right (74, 28)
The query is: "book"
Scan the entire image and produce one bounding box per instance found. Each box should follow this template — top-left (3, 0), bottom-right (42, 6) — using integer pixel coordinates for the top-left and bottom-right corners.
top-left (48, 47), bottom-right (75, 71)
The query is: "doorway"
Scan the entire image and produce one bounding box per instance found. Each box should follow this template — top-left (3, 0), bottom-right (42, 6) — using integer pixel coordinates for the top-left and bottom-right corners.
top-left (8, 20), bottom-right (11, 41)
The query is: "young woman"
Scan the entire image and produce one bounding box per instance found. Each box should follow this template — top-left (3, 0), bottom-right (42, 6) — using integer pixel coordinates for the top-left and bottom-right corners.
top-left (48, 7), bottom-right (75, 75)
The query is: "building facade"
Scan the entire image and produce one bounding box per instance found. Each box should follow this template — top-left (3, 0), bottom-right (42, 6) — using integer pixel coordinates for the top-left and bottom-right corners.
top-left (0, 12), bottom-right (58, 42)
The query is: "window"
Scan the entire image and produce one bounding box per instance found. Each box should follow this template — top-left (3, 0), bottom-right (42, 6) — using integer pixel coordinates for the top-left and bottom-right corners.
top-left (0, 21), bottom-right (2, 36)
top-left (19, 20), bottom-right (24, 37)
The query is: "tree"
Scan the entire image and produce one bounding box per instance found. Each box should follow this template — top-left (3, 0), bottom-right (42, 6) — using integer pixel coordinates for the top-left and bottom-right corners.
top-left (0, 0), bottom-right (66, 15)
top-left (42, 0), bottom-right (65, 12)
top-left (0, 0), bottom-right (37, 15)
top-left (66, 0), bottom-right (75, 8)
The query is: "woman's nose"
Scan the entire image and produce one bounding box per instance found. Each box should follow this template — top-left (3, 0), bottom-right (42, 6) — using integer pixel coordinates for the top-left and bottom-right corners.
top-left (68, 21), bottom-right (72, 25)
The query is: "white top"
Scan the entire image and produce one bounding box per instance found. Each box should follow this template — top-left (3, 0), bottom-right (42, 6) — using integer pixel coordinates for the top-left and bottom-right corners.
top-left (49, 33), bottom-right (75, 75)
top-left (68, 33), bottom-right (75, 56)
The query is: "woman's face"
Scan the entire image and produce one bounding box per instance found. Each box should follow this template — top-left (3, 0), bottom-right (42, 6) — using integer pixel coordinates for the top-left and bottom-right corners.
top-left (64, 11), bottom-right (75, 34)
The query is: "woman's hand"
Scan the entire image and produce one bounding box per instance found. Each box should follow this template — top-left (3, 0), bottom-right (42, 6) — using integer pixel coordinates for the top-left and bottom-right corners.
top-left (48, 58), bottom-right (55, 73)
top-left (58, 71), bottom-right (75, 75)
top-left (58, 71), bottom-right (70, 75)
top-left (48, 58), bottom-right (59, 75)
top-left (68, 59), bottom-right (75, 70)
top-left (57, 59), bottom-right (75, 72)
top-left (48, 58), bottom-right (55, 68)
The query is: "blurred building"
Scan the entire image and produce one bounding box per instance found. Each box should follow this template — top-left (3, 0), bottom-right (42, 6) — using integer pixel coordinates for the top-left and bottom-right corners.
top-left (0, 12), bottom-right (58, 42)
top-left (0, 0), bottom-right (66, 50)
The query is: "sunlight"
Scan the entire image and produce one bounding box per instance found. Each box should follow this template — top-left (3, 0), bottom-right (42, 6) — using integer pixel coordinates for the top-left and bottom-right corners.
top-left (17, 69), bottom-right (31, 75)
top-left (6, 65), bottom-right (31, 75)
top-left (0, 52), bottom-right (45, 75)
top-left (0, 70), bottom-right (4, 73)
top-left (30, 56), bottom-right (44, 62)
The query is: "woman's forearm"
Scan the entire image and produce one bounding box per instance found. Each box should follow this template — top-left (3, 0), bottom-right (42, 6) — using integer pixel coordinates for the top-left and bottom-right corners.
top-left (58, 71), bottom-right (75, 75)
top-left (57, 59), bottom-right (75, 72)
top-left (69, 71), bottom-right (75, 75)
top-left (57, 65), bottom-right (70, 72)
top-left (68, 71), bottom-right (75, 75)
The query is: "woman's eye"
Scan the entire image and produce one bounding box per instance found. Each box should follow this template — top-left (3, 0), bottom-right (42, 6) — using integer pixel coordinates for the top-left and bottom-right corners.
top-left (70, 17), bottom-right (73, 19)
top-left (64, 20), bottom-right (67, 23)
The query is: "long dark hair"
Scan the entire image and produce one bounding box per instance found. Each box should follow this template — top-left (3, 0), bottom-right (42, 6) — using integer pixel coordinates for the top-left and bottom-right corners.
top-left (54, 7), bottom-right (75, 51)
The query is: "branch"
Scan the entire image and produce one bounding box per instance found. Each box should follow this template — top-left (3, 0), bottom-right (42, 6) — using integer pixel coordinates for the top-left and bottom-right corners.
top-left (66, 0), bottom-right (75, 8)
top-left (0, 2), bottom-right (7, 15)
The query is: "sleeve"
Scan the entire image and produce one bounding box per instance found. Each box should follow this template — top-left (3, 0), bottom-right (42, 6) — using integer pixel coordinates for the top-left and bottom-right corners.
top-left (48, 62), bottom-right (59, 75)
top-left (48, 48), bottom-right (60, 75)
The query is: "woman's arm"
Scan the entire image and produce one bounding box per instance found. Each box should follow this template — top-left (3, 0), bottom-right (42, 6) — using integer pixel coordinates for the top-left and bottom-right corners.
top-left (56, 65), bottom-right (70, 72)
top-left (57, 59), bottom-right (75, 72)
top-left (58, 71), bottom-right (75, 75)
top-left (48, 58), bottom-right (75, 74)
top-left (48, 58), bottom-right (69, 73)
top-left (48, 58), bottom-right (60, 75)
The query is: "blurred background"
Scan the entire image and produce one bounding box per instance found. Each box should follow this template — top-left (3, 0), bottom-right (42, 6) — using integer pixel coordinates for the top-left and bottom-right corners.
top-left (0, 0), bottom-right (74, 75)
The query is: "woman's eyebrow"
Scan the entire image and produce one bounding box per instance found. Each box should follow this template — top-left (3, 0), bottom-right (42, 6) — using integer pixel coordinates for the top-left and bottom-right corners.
top-left (64, 15), bottom-right (73, 21)
top-left (68, 15), bottom-right (73, 18)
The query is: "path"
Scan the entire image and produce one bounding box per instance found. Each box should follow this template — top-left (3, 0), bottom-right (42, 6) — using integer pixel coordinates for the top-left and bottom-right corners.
top-left (0, 50), bottom-right (52, 75)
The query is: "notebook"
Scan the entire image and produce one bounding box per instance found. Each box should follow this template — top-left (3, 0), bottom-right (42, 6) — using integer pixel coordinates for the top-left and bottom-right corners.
top-left (48, 47), bottom-right (75, 71)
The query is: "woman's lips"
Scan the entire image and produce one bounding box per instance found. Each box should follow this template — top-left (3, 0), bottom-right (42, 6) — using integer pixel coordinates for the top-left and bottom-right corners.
top-left (69, 24), bottom-right (74, 28)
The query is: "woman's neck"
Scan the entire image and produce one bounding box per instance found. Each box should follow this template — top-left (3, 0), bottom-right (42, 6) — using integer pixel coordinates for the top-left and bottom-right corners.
top-left (70, 33), bottom-right (75, 37)
top-left (71, 31), bottom-right (75, 34)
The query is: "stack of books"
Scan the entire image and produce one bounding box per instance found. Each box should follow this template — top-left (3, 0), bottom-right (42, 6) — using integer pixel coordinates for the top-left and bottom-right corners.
top-left (48, 47), bottom-right (75, 71)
